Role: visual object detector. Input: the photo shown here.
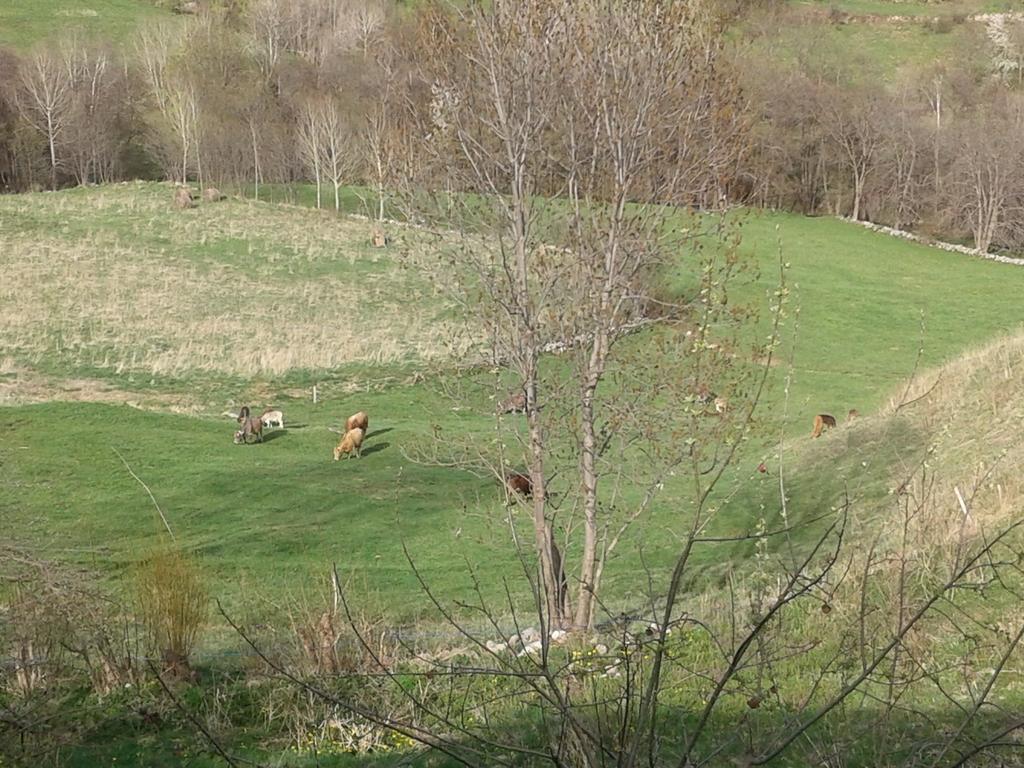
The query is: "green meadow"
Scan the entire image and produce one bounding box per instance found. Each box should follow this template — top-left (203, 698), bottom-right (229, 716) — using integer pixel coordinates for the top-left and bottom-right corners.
top-left (0, 0), bottom-right (172, 49)
top-left (4, 184), bottom-right (1024, 636)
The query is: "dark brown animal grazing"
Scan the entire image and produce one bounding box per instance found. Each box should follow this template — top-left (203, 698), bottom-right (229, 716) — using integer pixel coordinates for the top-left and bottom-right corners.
top-left (202, 187), bottom-right (224, 202)
top-left (173, 186), bottom-right (194, 209)
top-left (234, 415), bottom-right (263, 444)
top-left (505, 472), bottom-right (533, 500)
top-left (237, 406), bottom-right (250, 424)
top-left (497, 392), bottom-right (527, 414)
top-left (811, 413), bottom-right (837, 438)
top-left (345, 411), bottom-right (369, 433)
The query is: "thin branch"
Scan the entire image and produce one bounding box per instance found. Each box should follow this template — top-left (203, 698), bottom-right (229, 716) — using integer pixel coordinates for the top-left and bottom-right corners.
top-left (112, 447), bottom-right (174, 541)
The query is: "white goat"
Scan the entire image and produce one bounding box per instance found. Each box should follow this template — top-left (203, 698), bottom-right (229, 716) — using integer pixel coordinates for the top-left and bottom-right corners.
top-left (260, 409), bottom-right (284, 429)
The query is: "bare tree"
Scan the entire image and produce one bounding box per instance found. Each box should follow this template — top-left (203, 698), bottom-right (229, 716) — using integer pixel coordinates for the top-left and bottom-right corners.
top-left (319, 95), bottom-right (355, 212)
top-left (878, 87), bottom-right (927, 231)
top-left (394, 0), bottom-right (750, 630)
top-left (16, 48), bottom-right (74, 189)
top-left (136, 24), bottom-right (200, 183)
top-left (947, 101), bottom-right (1024, 254)
top-left (352, 0), bottom-right (385, 58)
top-left (60, 40), bottom-right (129, 186)
top-left (820, 84), bottom-right (884, 221)
top-left (295, 94), bottom-right (324, 209)
top-left (248, 0), bottom-right (289, 81)
top-left (363, 43), bottom-right (405, 222)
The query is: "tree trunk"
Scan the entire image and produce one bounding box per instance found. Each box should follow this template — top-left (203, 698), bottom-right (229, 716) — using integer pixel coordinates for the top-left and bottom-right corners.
top-left (513, 174), bottom-right (565, 629)
top-left (852, 166), bottom-right (864, 221)
top-left (250, 122), bottom-right (260, 201)
top-left (46, 116), bottom-right (57, 190)
top-left (574, 384), bottom-right (600, 629)
top-left (376, 154), bottom-right (385, 221)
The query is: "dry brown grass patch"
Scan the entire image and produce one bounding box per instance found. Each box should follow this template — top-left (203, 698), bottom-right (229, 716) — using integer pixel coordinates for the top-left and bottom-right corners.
top-left (0, 184), bottom-right (477, 379)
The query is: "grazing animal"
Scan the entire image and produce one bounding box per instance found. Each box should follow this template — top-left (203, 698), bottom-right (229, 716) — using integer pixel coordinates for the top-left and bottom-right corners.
top-left (234, 415), bottom-right (263, 444)
top-left (260, 408), bottom-right (284, 429)
top-left (371, 228), bottom-right (388, 248)
top-left (714, 396), bottom-right (728, 414)
top-left (173, 186), bottom-right (194, 209)
top-left (202, 187), bottom-right (224, 202)
top-left (497, 392), bottom-right (527, 414)
top-left (811, 413), bottom-right (837, 438)
top-left (504, 472), bottom-right (533, 500)
top-left (333, 427), bottom-right (365, 460)
top-left (847, 408), bottom-right (860, 422)
top-left (345, 411), bottom-right (369, 433)
top-left (237, 406), bottom-right (250, 424)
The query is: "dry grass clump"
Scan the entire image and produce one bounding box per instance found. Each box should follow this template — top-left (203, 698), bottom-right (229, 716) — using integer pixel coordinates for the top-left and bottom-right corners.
top-left (135, 547), bottom-right (207, 678)
top-left (0, 183), bottom-right (476, 378)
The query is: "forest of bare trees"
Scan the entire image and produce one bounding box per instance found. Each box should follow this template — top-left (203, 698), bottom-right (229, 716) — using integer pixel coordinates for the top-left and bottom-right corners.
top-left (3, 0), bottom-right (1024, 254)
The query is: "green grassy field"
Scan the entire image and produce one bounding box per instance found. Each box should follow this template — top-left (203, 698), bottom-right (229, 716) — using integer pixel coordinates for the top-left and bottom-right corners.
top-left (743, 13), bottom-right (988, 83)
top-left (5, 185), bottom-right (1024, 765)
top-left (4, 183), bottom-right (1024, 626)
top-left (789, 0), bottom-right (1018, 16)
top-left (0, 0), bottom-right (172, 49)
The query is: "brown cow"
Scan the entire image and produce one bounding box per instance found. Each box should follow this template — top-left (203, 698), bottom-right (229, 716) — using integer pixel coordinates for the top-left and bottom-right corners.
top-left (811, 413), bottom-right (837, 438)
top-left (497, 392), bottom-right (527, 414)
top-left (345, 411), bottom-right (369, 433)
top-left (333, 427), bottom-right (365, 460)
top-left (504, 472), bottom-right (533, 500)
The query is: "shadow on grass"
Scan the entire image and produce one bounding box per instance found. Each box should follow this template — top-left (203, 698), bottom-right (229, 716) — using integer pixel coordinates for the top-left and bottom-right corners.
top-left (361, 441), bottom-right (390, 457)
top-left (261, 430), bottom-right (287, 442)
top-left (71, 695), bottom-right (1024, 768)
top-left (366, 427), bottom-right (394, 440)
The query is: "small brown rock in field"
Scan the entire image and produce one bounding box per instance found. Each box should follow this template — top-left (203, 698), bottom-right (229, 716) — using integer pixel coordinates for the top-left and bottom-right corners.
top-left (173, 186), bottom-right (194, 210)
top-left (202, 187), bottom-right (225, 202)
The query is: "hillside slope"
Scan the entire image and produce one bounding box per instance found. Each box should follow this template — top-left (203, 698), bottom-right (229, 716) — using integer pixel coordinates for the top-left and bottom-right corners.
top-left (3, 184), bottom-right (1024, 623)
top-left (0, 0), bottom-right (172, 49)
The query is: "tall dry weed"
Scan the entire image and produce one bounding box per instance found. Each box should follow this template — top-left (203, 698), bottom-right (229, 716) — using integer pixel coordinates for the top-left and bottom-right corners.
top-left (135, 547), bottom-right (207, 677)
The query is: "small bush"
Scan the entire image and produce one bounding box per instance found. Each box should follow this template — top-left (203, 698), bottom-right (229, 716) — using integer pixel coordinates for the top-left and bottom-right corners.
top-left (135, 548), bottom-right (207, 677)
